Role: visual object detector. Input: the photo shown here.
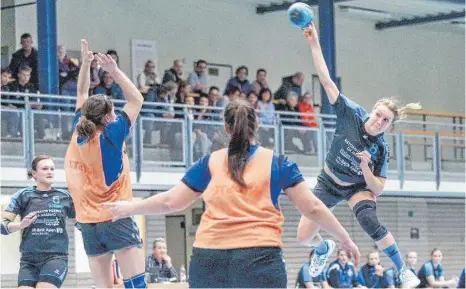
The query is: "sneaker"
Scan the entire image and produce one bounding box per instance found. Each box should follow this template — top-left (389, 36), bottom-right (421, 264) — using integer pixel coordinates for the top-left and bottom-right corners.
top-left (399, 268), bottom-right (420, 288)
top-left (309, 240), bottom-right (336, 277)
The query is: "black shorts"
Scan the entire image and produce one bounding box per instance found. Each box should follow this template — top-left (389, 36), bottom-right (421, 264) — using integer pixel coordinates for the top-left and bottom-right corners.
top-left (76, 217), bottom-right (143, 257)
top-left (18, 252), bottom-right (68, 288)
top-left (313, 171), bottom-right (369, 208)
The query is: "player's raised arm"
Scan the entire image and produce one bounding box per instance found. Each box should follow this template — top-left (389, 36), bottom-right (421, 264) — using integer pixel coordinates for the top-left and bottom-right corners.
top-left (76, 39), bottom-right (93, 111)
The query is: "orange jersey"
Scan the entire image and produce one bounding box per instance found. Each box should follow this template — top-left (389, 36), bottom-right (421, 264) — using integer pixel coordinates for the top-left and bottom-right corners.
top-left (187, 145), bottom-right (304, 249)
top-left (64, 110), bottom-right (133, 223)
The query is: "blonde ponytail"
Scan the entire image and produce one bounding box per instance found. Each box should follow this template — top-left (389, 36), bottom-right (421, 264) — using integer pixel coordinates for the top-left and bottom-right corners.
top-left (373, 97), bottom-right (422, 123)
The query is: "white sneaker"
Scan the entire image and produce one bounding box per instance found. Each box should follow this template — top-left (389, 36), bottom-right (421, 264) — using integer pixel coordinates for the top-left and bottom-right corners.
top-left (399, 268), bottom-right (420, 288)
top-left (309, 240), bottom-right (336, 277)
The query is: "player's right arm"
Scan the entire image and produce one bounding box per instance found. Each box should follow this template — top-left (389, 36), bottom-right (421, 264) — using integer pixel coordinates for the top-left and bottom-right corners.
top-left (303, 23), bottom-right (339, 104)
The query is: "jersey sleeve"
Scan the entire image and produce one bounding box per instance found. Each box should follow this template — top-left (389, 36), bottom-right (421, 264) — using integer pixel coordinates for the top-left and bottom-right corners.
top-left (424, 263), bottom-right (435, 277)
top-left (67, 198), bottom-right (76, 219)
top-left (357, 269), bottom-right (366, 286)
top-left (332, 93), bottom-right (368, 120)
top-left (279, 155), bottom-right (305, 190)
top-left (4, 189), bottom-right (26, 215)
top-left (181, 155), bottom-right (211, 193)
top-left (104, 110), bottom-right (132, 149)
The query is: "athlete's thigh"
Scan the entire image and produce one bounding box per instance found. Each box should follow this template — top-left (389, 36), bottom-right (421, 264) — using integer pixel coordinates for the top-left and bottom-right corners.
top-left (348, 190), bottom-right (376, 210)
top-left (38, 254), bottom-right (68, 288)
top-left (87, 252), bottom-right (114, 289)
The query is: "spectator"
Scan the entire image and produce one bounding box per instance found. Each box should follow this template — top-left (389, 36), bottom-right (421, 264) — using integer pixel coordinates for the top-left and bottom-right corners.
top-left (7, 65), bottom-right (44, 139)
top-left (187, 59), bottom-right (209, 94)
top-left (175, 81), bottom-right (191, 118)
top-left (326, 249), bottom-right (361, 288)
top-left (193, 94), bottom-right (212, 161)
top-left (145, 238), bottom-right (177, 283)
top-left (106, 49), bottom-right (119, 66)
top-left (280, 91), bottom-right (312, 154)
top-left (299, 92), bottom-right (318, 153)
top-left (226, 85), bottom-right (241, 102)
top-left (57, 45), bottom-right (79, 92)
top-left (1, 68), bottom-right (15, 137)
top-left (137, 60), bottom-right (160, 95)
top-left (295, 249), bottom-right (330, 288)
top-left (406, 251), bottom-right (418, 274)
top-left (154, 81), bottom-right (177, 145)
top-left (417, 248), bottom-right (459, 288)
top-left (250, 68), bottom-right (269, 95)
top-left (257, 88), bottom-right (276, 147)
top-left (207, 86), bottom-right (222, 107)
top-left (93, 71), bottom-right (125, 109)
top-left (274, 71), bottom-right (305, 105)
top-left (163, 59), bottom-right (183, 84)
top-left (9, 33), bottom-right (38, 87)
top-left (89, 54), bottom-right (101, 92)
top-left (224, 65), bottom-right (251, 95)
top-left (246, 91), bottom-right (259, 110)
top-left (357, 251), bottom-right (396, 288)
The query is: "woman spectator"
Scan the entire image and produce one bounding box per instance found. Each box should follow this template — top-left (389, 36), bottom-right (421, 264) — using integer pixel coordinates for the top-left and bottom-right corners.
top-left (357, 251), bottom-right (396, 288)
top-left (257, 88), bottom-right (276, 147)
top-left (326, 249), bottom-right (361, 288)
top-left (224, 65), bottom-right (251, 95)
top-left (299, 92), bottom-right (318, 154)
top-left (137, 60), bottom-right (160, 95)
top-left (417, 248), bottom-right (459, 288)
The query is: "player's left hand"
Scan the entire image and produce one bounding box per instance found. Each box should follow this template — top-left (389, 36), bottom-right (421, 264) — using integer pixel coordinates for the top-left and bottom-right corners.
top-left (356, 151), bottom-right (372, 169)
top-left (102, 201), bottom-right (135, 222)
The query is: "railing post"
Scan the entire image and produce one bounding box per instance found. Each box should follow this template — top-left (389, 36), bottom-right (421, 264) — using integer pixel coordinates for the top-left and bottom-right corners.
top-left (395, 131), bottom-right (405, 190)
top-left (134, 117), bottom-right (143, 183)
top-left (278, 123), bottom-right (284, 155)
top-left (26, 96), bottom-right (35, 167)
top-left (317, 125), bottom-right (325, 168)
top-left (433, 131), bottom-right (441, 191)
top-left (185, 116), bottom-right (193, 169)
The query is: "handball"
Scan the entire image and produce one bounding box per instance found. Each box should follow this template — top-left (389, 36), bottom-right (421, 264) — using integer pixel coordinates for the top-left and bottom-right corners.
top-left (287, 2), bottom-right (314, 29)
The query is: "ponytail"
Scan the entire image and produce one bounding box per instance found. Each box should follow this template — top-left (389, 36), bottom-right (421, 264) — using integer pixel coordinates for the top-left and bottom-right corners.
top-left (76, 116), bottom-right (97, 139)
top-left (224, 100), bottom-right (257, 188)
top-left (396, 102), bottom-right (422, 121)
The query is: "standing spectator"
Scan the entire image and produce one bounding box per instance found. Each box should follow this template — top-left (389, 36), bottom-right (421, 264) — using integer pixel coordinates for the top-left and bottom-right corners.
top-left (93, 71), bottom-right (125, 109)
top-left (187, 59), bottom-right (209, 94)
top-left (326, 249), bottom-right (361, 288)
top-left (274, 71), bottom-right (305, 105)
top-left (406, 251), bottom-right (418, 274)
top-left (299, 92), bottom-right (318, 154)
top-left (57, 45), bottom-right (79, 92)
top-left (224, 65), bottom-right (251, 95)
top-left (163, 59), bottom-right (183, 84)
top-left (357, 251), bottom-right (396, 288)
top-left (9, 33), bottom-right (38, 87)
top-left (137, 60), bottom-right (160, 95)
top-left (145, 238), bottom-right (178, 283)
top-left (257, 88), bottom-right (276, 147)
top-left (250, 68), bottom-right (269, 95)
top-left (106, 49), bottom-right (119, 66)
top-left (193, 95), bottom-right (212, 161)
top-left (296, 249), bottom-right (330, 288)
top-left (417, 248), bottom-right (459, 288)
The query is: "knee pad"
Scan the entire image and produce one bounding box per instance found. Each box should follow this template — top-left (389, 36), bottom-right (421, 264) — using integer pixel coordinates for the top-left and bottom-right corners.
top-left (123, 272), bottom-right (146, 289)
top-left (353, 200), bottom-right (388, 241)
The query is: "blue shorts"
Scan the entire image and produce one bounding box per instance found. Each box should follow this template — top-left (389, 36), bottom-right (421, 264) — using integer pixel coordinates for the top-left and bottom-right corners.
top-left (313, 171), bottom-right (369, 208)
top-left (76, 217), bottom-right (143, 257)
top-left (189, 246), bottom-right (287, 288)
top-left (18, 252), bottom-right (68, 288)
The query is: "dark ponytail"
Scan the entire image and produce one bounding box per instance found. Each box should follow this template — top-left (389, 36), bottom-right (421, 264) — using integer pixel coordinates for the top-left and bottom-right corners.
top-left (76, 94), bottom-right (114, 139)
top-left (224, 100), bottom-right (257, 188)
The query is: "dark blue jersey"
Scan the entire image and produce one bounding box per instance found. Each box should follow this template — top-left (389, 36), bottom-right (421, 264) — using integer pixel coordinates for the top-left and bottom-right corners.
top-left (5, 186), bottom-right (75, 254)
top-left (417, 261), bottom-right (444, 288)
top-left (326, 94), bottom-right (389, 184)
top-left (296, 263), bottom-right (327, 288)
top-left (326, 260), bottom-right (359, 288)
top-left (357, 264), bottom-right (396, 288)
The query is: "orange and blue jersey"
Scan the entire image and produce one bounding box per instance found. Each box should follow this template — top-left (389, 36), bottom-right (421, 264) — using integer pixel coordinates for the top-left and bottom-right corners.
top-left (64, 109), bottom-right (133, 223)
top-left (181, 144), bottom-right (304, 249)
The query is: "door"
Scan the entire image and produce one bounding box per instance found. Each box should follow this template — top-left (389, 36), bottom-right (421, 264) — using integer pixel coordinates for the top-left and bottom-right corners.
top-left (165, 215), bottom-right (187, 276)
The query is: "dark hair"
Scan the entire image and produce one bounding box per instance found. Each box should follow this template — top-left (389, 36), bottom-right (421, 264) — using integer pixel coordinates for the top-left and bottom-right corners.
top-left (20, 33), bottom-right (32, 40)
top-left (209, 86), bottom-right (219, 94)
top-left (1, 67), bottom-right (11, 74)
top-left (235, 65), bottom-right (248, 76)
top-left (224, 100), bottom-right (257, 188)
top-left (256, 68), bottom-right (267, 75)
top-left (106, 49), bottom-right (118, 56)
top-left (19, 64), bottom-right (32, 73)
top-left (28, 155), bottom-right (52, 179)
top-left (226, 85), bottom-right (240, 96)
top-left (259, 88), bottom-right (272, 103)
top-left (337, 248), bottom-right (351, 259)
top-left (76, 94), bottom-right (114, 139)
top-left (196, 59), bottom-right (207, 67)
top-left (431, 248), bottom-right (441, 256)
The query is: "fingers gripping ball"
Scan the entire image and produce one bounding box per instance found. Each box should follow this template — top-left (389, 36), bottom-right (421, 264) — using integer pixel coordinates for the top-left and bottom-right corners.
top-left (287, 2), bottom-right (314, 29)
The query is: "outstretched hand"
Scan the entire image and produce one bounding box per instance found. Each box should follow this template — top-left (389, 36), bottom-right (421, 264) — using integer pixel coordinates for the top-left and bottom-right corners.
top-left (80, 39), bottom-right (94, 64)
top-left (303, 22), bottom-right (319, 43)
top-left (94, 53), bottom-right (118, 75)
top-left (102, 201), bottom-right (135, 222)
top-left (340, 237), bottom-right (361, 267)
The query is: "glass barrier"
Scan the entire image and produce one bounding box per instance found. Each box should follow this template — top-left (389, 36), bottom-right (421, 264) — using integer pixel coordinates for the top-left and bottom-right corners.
top-left (0, 109), bottom-right (26, 164)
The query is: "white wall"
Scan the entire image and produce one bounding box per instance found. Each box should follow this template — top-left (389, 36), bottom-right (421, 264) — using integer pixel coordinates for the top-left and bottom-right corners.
top-left (12, 0), bottom-right (465, 113)
top-left (1, 0), bottom-right (16, 65)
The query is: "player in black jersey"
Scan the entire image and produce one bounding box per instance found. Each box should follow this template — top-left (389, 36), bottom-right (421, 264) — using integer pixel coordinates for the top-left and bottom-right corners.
top-left (1, 155), bottom-right (75, 288)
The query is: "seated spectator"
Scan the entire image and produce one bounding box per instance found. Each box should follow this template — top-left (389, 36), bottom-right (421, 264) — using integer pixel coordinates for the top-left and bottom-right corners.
top-left (224, 65), bottom-right (251, 95)
top-left (207, 85), bottom-right (222, 108)
top-left (274, 71), bottom-right (305, 106)
top-left (163, 59), bottom-right (183, 84)
top-left (57, 44), bottom-right (79, 93)
top-left (280, 91), bottom-right (312, 154)
top-left (187, 59), bottom-right (209, 94)
top-left (175, 81), bottom-right (191, 118)
top-left (137, 60), bottom-right (160, 95)
top-left (9, 33), bottom-right (38, 87)
top-left (250, 68), bottom-right (269, 95)
top-left (106, 49), bottom-right (120, 66)
top-left (1, 68), bottom-right (14, 137)
top-left (299, 92), bottom-right (318, 153)
top-left (357, 251), bottom-right (396, 288)
top-left (258, 88), bottom-right (275, 125)
top-left (295, 249), bottom-right (330, 288)
top-left (406, 251), bottom-right (418, 274)
top-left (326, 249), bottom-right (361, 288)
top-left (154, 81), bottom-right (178, 145)
top-left (418, 248), bottom-right (459, 288)
top-left (7, 65), bottom-right (44, 139)
top-left (145, 238), bottom-right (178, 283)
top-left (93, 71), bottom-right (125, 109)
top-left (247, 91), bottom-right (259, 110)
top-left (193, 95), bottom-right (212, 161)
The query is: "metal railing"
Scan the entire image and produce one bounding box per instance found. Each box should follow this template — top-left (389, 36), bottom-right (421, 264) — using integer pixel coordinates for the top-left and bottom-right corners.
top-left (1, 92), bottom-right (464, 190)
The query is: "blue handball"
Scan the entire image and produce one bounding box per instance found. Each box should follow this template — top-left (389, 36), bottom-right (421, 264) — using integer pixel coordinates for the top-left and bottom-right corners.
top-left (287, 2), bottom-right (314, 29)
